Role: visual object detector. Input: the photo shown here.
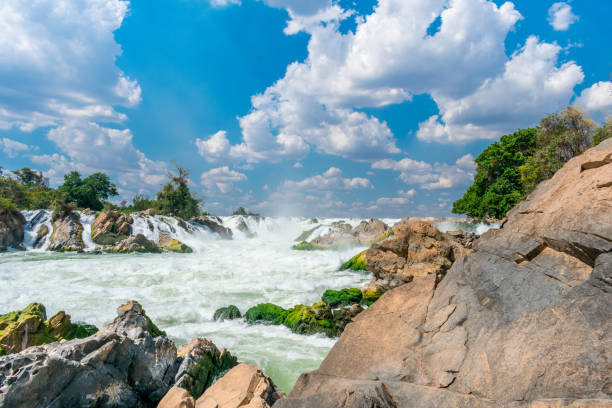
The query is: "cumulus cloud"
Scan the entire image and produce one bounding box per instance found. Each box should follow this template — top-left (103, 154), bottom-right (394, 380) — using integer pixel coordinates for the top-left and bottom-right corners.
top-left (210, 0), bottom-right (241, 6)
top-left (372, 154), bottom-right (475, 190)
top-left (200, 166), bottom-right (247, 195)
top-left (548, 2), bottom-right (578, 31)
top-left (0, 137), bottom-right (29, 158)
top-left (282, 167), bottom-right (373, 191)
top-left (417, 37), bottom-right (584, 143)
top-left (368, 189), bottom-right (416, 211)
top-left (574, 81), bottom-right (612, 121)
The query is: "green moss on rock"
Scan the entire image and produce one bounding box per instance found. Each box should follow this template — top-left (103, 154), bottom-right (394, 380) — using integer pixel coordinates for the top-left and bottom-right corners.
top-left (213, 305), bottom-right (242, 321)
top-left (340, 250), bottom-right (368, 271)
top-left (362, 288), bottom-right (385, 306)
top-left (322, 288), bottom-right (363, 308)
top-left (244, 303), bottom-right (287, 324)
top-left (292, 241), bottom-right (329, 251)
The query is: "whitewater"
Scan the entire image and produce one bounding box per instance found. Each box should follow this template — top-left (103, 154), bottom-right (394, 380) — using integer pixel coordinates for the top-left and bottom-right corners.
top-left (0, 213), bottom-right (495, 392)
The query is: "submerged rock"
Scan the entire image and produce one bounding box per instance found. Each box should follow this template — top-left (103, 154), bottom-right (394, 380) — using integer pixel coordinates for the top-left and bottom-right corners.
top-left (213, 305), bottom-right (242, 321)
top-left (49, 213), bottom-right (84, 251)
top-left (92, 210), bottom-right (133, 245)
top-left (190, 216), bottom-right (233, 240)
top-left (0, 303), bottom-right (97, 356)
top-left (279, 140), bottom-right (612, 407)
top-left (0, 209), bottom-right (25, 251)
top-left (244, 303), bottom-right (287, 325)
top-left (159, 233), bottom-right (193, 253)
top-left (195, 363), bottom-right (285, 408)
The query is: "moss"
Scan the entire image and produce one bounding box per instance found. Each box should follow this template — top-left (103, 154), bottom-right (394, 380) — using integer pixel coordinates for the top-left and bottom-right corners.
top-left (292, 241), bottom-right (329, 251)
top-left (362, 288), bottom-right (385, 306)
top-left (322, 288), bottom-right (362, 308)
top-left (93, 232), bottom-right (128, 246)
top-left (180, 348), bottom-right (237, 399)
top-left (340, 250), bottom-right (368, 271)
top-left (213, 305), bottom-right (241, 321)
top-left (244, 303), bottom-right (287, 324)
top-left (163, 238), bottom-right (193, 253)
top-left (146, 316), bottom-right (166, 337)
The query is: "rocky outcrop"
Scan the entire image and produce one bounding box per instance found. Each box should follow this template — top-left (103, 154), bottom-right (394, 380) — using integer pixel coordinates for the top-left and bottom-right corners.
top-left (277, 140), bottom-right (612, 407)
top-left (214, 305), bottom-right (242, 321)
top-left (0, 209), bottom-right (26, 250)
top-left (92, 210), bottom-right (133, 245)
top-left (295, 219), bottom-right (391, 250)
top-left (0, 301), bottom-right (238, 408)
top-left (111, 233), bottom-right (160, 253)
top-left (191, 215), bottom-right (233, 239)
top-left (159, 233), bottom-right (193, 253)
top-left (365, 221), bottom-right (464, 289)
top-left (0, 303), bottom-right (97, 356)
top-left (195, 364), bottom-right (285, 408)
top-left (49, 213), bottom-right (84, 251)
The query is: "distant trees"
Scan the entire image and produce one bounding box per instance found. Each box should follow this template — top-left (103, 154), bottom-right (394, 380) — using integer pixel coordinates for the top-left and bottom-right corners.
top-left (0, 167), bottom-right (55, 210)
top-left (453, 107), bottom-right (609, 219)
top-left (232, 207), bottom-right (260, 217)
top-left (58, 171), bottom-right (118, 211)
top-left (154, 165), bottom-right (201, 219)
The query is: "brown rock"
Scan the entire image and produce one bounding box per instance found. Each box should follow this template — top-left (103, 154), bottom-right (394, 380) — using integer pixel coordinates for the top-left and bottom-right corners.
top-left (91, 210), bottom-right (133, 245)
top-left (279, 140), bottom-right (612, 406)
top-left (49, 213), bottom-right (84, 251)
top-left (190, 216), bottom-right (233, 239)
top-left (0, 209), bottom-right (26, 250)
top-left (365, 221), bottom-right (463, 288)
top-left (195, 364), bottom-right (284, 408)
top-left (111, 233), bottom-right (159, 253)
top-left (308, 219), bottom-right (391, 248)
top-left (159, 386), bottom-right (195, 408)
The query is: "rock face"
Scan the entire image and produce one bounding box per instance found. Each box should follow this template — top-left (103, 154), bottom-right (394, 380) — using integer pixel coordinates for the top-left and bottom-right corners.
top-left (111, 233), bottom-right (160, 253)
top-left (0, 301), bottom-right (238, 408)
top-left (0, 209), bottom-right (25, 250)
top-left (296, 219), bottom-right (391, 250)
top-left (278, 140), bottom-right (612, 406)
top-left (92, 210), bottom-right (133, 245)
top-left (191, 215), bottom-right (233, 240)
top-left (159, 233), bottom-right (193, 253)
top-left (0, 303), bottom-right (97, 356)
top-left (196, 364), bottom-right (285, 408)
top-left (365, 221), bottom-right (464, 289)
top-left (49, 213), bottom-right (84, 251)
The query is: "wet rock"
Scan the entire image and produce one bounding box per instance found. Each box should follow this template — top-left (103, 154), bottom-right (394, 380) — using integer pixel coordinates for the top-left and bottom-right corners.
top-left (296, 219), bottom-right (391, 250)
top-left (91, 210), bottom-right (133, 245)
top-left (190, 216), bottom-right (233, 240)
top-left (33, 224), bottom-right (49, 248)
top-left (196, 364), bottom-right (285, 408)
top-left (159, 233), bottom-right (193, 253)
top-left (332, 304), bottom-right (363, 333)
top-left (213, 305), bottom-right (242, 321)
top-left (340, 249), bottom-right (368, 271)
top-left (111, 233), bottom-right (160, 253)
top-left (361, 279), bottom-right (386, 306)
top-left (321, 288), bottom-right (362, 308)
top-left (49, 213), bottom-right (84, 251)
top-left (0, 209), bottom-right (25, 251)
top-left (174, 338), bottom-right (237, 399)
top-left (280, 140), bottom-right (612, 407)
top-left (245, 303), bottom-right (287, 325)
top-left (365, 222), bottom-right (464, 288)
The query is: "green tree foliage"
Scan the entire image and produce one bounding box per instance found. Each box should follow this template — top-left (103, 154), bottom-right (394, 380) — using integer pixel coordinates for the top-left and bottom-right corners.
top-left (58, 171), bottom-right (118, 211)
top-left (131, 194), bottom-right (156, 212)
top-left (0, 168), bottom-right (56, 210)
top-left (454, 107), bottom-right (605, 219)
top-left (232, 206), bottom-right (260, 217)
top-left (154, 165), bottom-right (201, 219)
top-left (452, 128), bottom-right (536, 219)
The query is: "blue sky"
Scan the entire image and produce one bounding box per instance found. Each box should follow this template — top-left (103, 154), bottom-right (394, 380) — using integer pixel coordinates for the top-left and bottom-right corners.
top-left (0, 0), bottom-right (610, 217)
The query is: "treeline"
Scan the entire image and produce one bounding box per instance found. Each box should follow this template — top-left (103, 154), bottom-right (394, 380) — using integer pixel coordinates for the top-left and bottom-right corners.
top-left (453, 107), bottom-right (611, 219)
top-left (0, 165), bottom-right (203, 219)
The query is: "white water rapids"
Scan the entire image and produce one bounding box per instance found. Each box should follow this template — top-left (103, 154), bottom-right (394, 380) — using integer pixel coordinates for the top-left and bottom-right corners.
top-left (0, 213), bottom-right (496, 392)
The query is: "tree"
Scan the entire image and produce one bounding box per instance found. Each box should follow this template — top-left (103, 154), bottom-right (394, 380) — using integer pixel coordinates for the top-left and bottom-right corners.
top-left (452, 128), bottom-right (536, 219)
top-left (155, 165), bottom-right (201, 219)
top-left (593, 119), bottom-right (612, 146)
top-left (13, 167), bottom-right (48, 188)
top-left (131, 194), bottom-right (156, 212)
top-left (58, 171), bottom-right (118, 210)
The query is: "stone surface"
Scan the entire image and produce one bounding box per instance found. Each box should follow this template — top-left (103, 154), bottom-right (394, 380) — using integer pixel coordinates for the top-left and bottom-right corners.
top-left (214, 305), bottom-right (242, 321)
top-left (278, 140), bottom-right (612, 407)
top-left (159, 386), bottom-right (196, 408)
top-left (159, 233), bottom-right (193, 253)
top-left (0, 209), bottom-right (25, 250)
top-left (307, 219), bottom-right (390, 249)
top-left (191, 216), bottom-right (233, 239)
top-left (365, 221), bottom-right (464, 288)
top-left (48, 213), bottom-right (84, 251)
top-left (195, 364), bottom-right (285, 408)
top-left (92, 210), bottom-right (133, 245)
top-left (111, 233), bottom-right (160, 253)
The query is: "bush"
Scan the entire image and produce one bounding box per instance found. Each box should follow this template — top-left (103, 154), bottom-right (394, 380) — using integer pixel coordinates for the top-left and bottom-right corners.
top-left (0, 197), bottom-right (16, 212)
top-left (58, 171), bottom-right (118, 211)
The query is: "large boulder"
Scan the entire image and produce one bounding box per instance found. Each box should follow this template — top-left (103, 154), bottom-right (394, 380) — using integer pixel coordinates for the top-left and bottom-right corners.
top-left (0, 209), bottom-right (25, 250)
top-left (365, 221), bottom-right (464, 289)
top-left (0, 303), bottom-right (97, 356)
top-left (278, 140), bottom-right (612, 406)
top-left (111, 233), bottom-right (160, 253)
top-left (49, 213), bottom-right (84, 251)
top-left (159, 233), bottom-right (193, 253)
top-left (296, 219), bottom-right (391, 250)
top-left (91, 210), bottom-right (133, 245)
top-left (191, 216), bottom-right (233, 240)
top-left (196, 364), bottom-right (285, 408)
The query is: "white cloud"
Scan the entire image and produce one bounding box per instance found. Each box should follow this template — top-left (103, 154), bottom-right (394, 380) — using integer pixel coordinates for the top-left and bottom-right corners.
top-left (282, 167), bottom-right (373, 191)
top-left (196, 131), bottom-right (231, 162)
top-left (368, 189), bottom-right (416, 210)
top-left (574, 81), bottom-right (612, 121)
top-left (293, 162), bottom-right (303, 168)
top-left (0, 0), bottom-right (139, 132)
top-left (32, 121), bottom-right (166, 191)
top-left (417, 37), bottom-right (584, 143)
top-left (0, 137), bottom-right (29, 158)
top-left (548, 2), bottom-right (578, 31)
top-left (209, 0), bottom-right (241, 7)
top-left (372, 154), bottom-right (474, 190)
top-left (200, 166), bottom-right (247, 195)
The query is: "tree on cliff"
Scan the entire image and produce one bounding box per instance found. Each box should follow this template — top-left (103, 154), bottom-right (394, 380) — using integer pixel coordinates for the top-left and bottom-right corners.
top-left (58, 171), bottom-right (118, 211)
top-left (453, 107), bottom-right (606, 219)
top-left (154, 164), bottom-right (201, 219)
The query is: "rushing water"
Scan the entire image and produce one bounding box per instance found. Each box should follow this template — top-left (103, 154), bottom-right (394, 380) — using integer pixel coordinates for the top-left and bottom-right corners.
top-left (0, 213), bottom-right (496, 392)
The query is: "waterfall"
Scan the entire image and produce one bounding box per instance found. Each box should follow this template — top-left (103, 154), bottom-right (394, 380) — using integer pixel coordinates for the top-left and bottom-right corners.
top-left (22, 210), bottom-right (53, 251)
